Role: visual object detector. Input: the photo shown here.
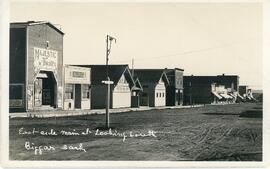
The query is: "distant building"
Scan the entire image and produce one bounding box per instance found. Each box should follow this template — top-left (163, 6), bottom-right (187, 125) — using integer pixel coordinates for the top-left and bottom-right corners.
top-left (9, 21), bottom-right (64, 112)
top-left (63, 65), bottom-right (91, 110)
top-left (183, 74), bottom-right (239, 105)
top-left (164, 68), bottom-right (184, 106)
top-left (239, 85), bottom-right (257, 101)
top-left (133, 69), bottom-right (170, 107)
top-left (75, 65), bottom-right (138, 109)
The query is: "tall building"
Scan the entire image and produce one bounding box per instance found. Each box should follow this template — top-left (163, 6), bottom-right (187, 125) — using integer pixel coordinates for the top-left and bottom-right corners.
top-left (9, 21), bottom-right (64, 112)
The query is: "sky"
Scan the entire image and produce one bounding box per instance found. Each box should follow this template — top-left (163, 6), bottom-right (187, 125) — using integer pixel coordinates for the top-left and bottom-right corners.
top-left (10, 2), bottom-right (262, 89)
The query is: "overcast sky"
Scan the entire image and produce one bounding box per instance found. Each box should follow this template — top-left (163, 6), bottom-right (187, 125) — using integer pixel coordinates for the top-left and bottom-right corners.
top-left (10, 2), bottom-right (262, 89)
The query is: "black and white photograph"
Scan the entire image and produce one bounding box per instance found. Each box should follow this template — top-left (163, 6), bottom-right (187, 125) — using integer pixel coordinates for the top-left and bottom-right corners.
top-left (0, 0), bottom-right (269, 167)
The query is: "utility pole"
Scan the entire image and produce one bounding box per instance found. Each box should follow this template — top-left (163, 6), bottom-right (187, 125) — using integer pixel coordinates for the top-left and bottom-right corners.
top-left (131, 58), bottom-right (134, 78)
top-left (102, 35), bottom-right (116, 129)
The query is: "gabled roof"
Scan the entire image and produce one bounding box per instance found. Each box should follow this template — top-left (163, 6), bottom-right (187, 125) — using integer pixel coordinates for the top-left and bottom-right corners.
top-left (132, 77), bottom-right (143, 91)
top-left (133, 69), bottom-right (169, 86)
top-left (74, 64), bottom-right (135, 87)
top-left (10, 21), bottom-right (64, 35)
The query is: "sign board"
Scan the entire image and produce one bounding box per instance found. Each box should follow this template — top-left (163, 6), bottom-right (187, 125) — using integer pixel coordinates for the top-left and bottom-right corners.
top-left (65, 66), bottom-right (90, 84)
top-left (102, 80), bottom-right (114, 85)
top-left (34, 47), bottom-right (58, 72)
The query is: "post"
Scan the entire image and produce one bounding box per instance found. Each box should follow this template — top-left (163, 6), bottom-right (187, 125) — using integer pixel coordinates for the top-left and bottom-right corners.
top-left (105, 35), bottom-right (109, 128)
top-left (106, 77), bottom-right (110, 128)
top-left (104, 35), bottom-right (116, 129)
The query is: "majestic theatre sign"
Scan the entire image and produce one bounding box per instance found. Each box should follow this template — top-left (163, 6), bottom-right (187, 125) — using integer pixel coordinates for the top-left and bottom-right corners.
top-left (33, 47), bottom-right (58, 72)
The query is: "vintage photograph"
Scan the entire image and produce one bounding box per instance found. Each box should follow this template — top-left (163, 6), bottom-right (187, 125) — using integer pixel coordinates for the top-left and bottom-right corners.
top-left (7, 2), bottom-right (262, 162)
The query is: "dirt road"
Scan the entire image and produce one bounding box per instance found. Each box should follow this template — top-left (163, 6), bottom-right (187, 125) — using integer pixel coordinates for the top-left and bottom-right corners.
top-left (9, 103), bottom-right (262, 161)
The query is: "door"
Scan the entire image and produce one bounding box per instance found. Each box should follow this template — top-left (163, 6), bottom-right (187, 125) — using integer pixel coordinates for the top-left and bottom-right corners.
top-left (74, 84), bottom-right (81, 109)
top-left (34, 79), bottom-right (42, 107)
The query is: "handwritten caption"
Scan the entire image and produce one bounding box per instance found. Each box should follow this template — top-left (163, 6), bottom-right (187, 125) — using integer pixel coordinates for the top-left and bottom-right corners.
top-left (19, 127), bottom-right (158, 155)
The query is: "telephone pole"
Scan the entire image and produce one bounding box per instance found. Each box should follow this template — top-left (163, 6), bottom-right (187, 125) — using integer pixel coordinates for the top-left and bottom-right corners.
top-left (102, 35), bottom-right (116, 129)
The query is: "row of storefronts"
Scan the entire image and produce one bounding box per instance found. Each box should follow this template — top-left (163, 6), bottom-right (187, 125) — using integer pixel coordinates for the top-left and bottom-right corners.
top-left (9, 21), bottom-right (245, 113)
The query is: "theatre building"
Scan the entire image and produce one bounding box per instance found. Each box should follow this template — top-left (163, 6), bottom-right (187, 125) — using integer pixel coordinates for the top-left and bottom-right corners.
top-left (9, 21), bottom-right (64, 112)
top-left (64, 66), bottom-right (91, 110)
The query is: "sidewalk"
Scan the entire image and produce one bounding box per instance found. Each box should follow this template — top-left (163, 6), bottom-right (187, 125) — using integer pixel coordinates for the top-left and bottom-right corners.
top-left (9, 105), bottom-right (204, 118)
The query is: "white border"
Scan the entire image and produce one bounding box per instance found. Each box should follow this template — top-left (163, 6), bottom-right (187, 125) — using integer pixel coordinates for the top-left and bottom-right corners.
top-left (1, 0), bottom-right (269, 168)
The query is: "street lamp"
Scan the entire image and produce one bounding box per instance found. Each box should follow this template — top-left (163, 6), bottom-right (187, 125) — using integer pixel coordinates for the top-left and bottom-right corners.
top-left (102, 35), bottom-right (116, 129)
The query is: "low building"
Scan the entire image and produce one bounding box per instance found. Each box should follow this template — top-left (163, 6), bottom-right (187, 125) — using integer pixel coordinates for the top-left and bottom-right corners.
top-left (63, 65), bottom-right (91, 110)
top-left (75, 65), bottom-right (136, 109)
top-left (133, 69), bottom-right (170, 107)
top-left (9, 21), bottom-right (64, 112)
top-left (183, 74), bottom-right (239, 105)
top-left (164, 68), bottom-right (184, 106)
top-left (239, 85), bottom-right (257, 102)
top-left (131, 77), bottom-right (143, 108)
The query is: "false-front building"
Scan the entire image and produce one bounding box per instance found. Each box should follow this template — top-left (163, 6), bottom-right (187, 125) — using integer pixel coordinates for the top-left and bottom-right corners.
top-left (183, 74), bottom-right (240, 105)
top-left (133, 69), bottom-right (169, 107)
top-left (9, 21), bottom-right (64, 112)
top-left (75, 65), bottom-right (138, 109)
top-left (64, 65), bottom-right (91, 110)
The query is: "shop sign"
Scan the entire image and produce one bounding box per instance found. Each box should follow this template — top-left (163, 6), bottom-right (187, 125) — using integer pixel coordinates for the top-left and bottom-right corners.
top-left (34, 47), bottom-right (58, 71)
top-left (65, 66), bottom-right (90, 84)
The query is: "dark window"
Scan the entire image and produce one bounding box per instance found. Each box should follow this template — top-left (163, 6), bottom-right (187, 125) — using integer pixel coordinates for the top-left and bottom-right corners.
top-left (143, 85), bottom-right (148, 88)
top-left (142, 92), bottom-right (148, 97)
top-left (82, 84), bottom-right (90, 99)
top-left (9, 84), bottom-right (23, 99)
top-left (156, 93), bottom-right (159, 98)
top-left (65, 84), bottom-right (74, 99)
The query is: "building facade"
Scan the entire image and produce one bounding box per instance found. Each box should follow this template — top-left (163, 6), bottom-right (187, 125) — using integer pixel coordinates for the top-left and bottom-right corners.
top-left (9, 21), bottom-right (64, 112)
top-left (75, 65), bottom-right (136, 109)
top-left (134, 69), bottom-right (169, 107)
top-left (164, 68), bottom-right (184, 106)
top-left (64, 65), bottom-right (91, 110)
top-left (183, 75), bottom-right (239, 105)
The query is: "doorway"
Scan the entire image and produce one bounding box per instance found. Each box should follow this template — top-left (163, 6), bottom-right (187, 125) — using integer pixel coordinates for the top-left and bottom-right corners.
top-left (74, 84), bottom-right (81, 109)
top-left (34, 71), bottom-right (56, 108)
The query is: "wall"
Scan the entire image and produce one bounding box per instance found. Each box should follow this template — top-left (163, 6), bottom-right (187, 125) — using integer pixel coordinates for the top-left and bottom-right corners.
top-left (9, 28), bottom-right (27, 112)
top-left (112, 74), bottom-right (131, 108)
top-left (91, 85), bottom-right (108, 109)
top-left (154, 80), bottom-right (166, 106)
top-left (27, 24), bottom-right (63, 110)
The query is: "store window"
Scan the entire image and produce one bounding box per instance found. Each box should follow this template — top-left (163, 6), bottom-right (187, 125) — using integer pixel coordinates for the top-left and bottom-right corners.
top-left (82, 84), bottom-right (90, 99)
top-left (65, 84), bottom-right (74, 99)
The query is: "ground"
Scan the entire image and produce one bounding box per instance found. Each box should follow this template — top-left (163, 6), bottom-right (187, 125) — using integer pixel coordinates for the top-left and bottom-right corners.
top-left (9, 103), bottom-right (262, 161)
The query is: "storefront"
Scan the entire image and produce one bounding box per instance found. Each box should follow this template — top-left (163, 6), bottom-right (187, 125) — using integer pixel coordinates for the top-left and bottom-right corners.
top-left (9, 21), bottom-right (64, 112)
top-left (64, 66), bottom-right (91, 110)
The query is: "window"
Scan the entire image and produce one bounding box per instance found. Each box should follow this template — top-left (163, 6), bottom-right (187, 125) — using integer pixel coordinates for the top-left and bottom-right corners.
top-left (65, 84), bottom-right (74, 99)
top-left (143, 85), bottom-right (148, 88)
top-left (82, 84), bottom-right (90, 99)
top-left (156, 93), bottom-right (159, 98)
top-left (142, 93), bottom-right (148, 97)
top-left (159, 93), bottom-right (162, 97)
top-left (162, 93), bottom-right (165, 98)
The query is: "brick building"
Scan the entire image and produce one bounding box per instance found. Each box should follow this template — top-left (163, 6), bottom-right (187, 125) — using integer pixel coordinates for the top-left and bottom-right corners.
top-left (9, 21), bottom-right (64, 112)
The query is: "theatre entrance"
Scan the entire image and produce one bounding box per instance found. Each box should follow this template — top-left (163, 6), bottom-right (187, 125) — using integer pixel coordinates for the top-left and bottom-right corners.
top-left (34, 71), bottom-right (56, 109)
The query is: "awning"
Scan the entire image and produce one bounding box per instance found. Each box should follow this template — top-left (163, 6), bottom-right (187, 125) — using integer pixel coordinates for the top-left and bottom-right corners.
top-left (36, 73), bottom-right (48, 78)
top-left (228, 93), bottom-right (237, 99)
top-left (220, 93), bottom-right (233, 99)
top-left (212, 91), bottom-right (222, 100)
top-left (237, 93), bottom-right (244, 100)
